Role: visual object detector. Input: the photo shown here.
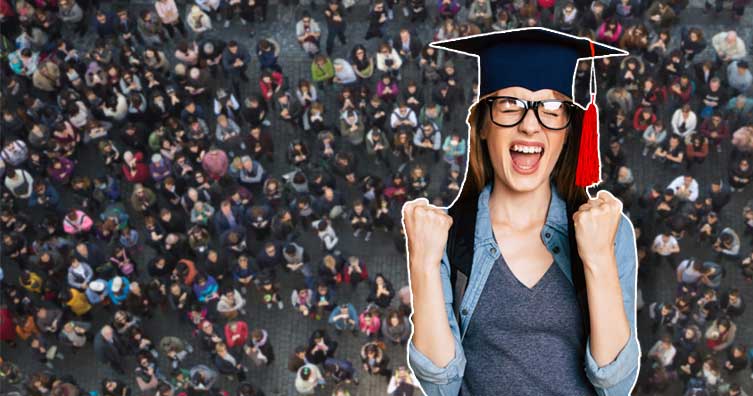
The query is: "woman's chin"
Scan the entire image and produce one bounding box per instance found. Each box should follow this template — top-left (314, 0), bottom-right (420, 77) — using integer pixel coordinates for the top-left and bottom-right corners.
top-left (502, 160), bottom-right (549, 191)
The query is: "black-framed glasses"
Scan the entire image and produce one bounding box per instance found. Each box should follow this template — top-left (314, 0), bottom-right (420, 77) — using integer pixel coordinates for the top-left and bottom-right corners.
top-left (484, 96), bottom-right (576, 130)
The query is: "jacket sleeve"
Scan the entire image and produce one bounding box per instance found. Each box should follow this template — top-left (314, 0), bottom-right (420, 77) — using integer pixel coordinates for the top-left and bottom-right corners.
top-left (407, 247), bottom-right (466, 396)
top-left (412, 130), bottom-right (423, 147)
top-left (584, 214), bottom-right (641, 395)
top-left (432, 131), bottom-right (442, 150)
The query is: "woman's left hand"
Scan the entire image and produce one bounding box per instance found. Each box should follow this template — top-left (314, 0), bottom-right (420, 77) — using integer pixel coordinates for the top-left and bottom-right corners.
top-left (572, 190), bottom-right (623, 268)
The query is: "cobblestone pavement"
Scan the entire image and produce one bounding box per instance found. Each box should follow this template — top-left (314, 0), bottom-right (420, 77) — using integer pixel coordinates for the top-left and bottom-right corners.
top-left (3, 0), bottom-right (753, 394)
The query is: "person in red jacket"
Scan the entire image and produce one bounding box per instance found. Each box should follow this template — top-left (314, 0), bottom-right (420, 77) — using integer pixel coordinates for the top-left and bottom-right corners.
top-left (633, 106), bottom-right (658, 135)
top-left (224, 320), bottom-right (249, 356)
top-left (686, 134), bottom-right (709, 171)
top-left (259, 70), bottom-right (284, 104)
top-left (667, 75), bottom-right (693, 106)
top-left (0, 304), bottom-right (17, 348)
top-left (700, 112), bottom-right (730, 152)
top-left (121, 151), bottom-right (151, 183)
top-left (176, 259), bottom-right (198, 287)
top-left (342, 255), bottom-right (368, 291)
top-left (637, 77), bottom-right (666, 109)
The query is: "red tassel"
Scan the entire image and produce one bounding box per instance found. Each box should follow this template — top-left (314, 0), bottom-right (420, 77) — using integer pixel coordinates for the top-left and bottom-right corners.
top-left (575, 94), bottom-right (600, 188)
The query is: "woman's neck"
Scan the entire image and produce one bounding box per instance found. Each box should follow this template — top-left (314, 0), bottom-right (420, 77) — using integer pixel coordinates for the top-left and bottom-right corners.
top-left (488, 178), bottom-right (551, 230)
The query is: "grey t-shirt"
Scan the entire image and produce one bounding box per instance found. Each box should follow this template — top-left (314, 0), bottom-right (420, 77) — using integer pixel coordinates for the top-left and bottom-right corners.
top-left (460, 254), bottom-right (596, 396)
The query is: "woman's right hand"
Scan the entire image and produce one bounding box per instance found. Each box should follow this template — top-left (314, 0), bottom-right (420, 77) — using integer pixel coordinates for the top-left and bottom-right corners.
top-left (402, 198), bottom-right (453, 272)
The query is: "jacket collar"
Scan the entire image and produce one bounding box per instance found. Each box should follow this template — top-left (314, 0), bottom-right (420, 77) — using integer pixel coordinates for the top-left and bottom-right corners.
top-left (475, 179), bottom-right (569, 248)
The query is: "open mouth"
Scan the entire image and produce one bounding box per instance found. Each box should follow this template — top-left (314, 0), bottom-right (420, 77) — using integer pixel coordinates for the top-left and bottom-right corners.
top-left (509, 143), bottom-right (544, 174)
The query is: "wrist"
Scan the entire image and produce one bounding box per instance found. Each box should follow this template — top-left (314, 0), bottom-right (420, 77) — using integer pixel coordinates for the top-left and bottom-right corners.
top-left (409, 261), bottom-right (442, 283)
top-left (582, 251), bottom-right (618, 276)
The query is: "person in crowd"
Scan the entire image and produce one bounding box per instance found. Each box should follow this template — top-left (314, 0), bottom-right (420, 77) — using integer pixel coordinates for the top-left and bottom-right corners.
top-left (296, 11), bottom-right (321, 57)
top-left (711, 30), bottom-right (747, 63)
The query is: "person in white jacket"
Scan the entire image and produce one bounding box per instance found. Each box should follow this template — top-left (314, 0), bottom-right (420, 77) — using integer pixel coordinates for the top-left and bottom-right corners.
top-left (187, 5), bottom-right (212, 34)
top-left (4, 168), bottom-right (34, 199)
top-left (312, 218), bottom-right (339, 254)
top-left (332, 58), bottom-right (357, 86)
top-left (666, 174), bottom-right (699, 202)
top-left (647, 335), bottom-right (676, 368)
top-left (389, 102), bottom-right (417, 131)
top-left (670, 103), bottom-right (697, 143)
top-left (295, 363), bottom-right (325, 394)
top-left (216, 288), bottom-right (247, 319)
top-left (711, 30), bottom-right (747, 63)
top-left (375, 42), bottom-right (403, 80)
top-left (387, 366), bottom-right (421, 395)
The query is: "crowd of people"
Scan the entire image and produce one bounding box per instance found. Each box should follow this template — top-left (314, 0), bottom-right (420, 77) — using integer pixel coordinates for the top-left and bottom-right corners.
top-left (584, 2), bottom-right (753, 396)
top-left (0, 0), bottom-right (752, 394)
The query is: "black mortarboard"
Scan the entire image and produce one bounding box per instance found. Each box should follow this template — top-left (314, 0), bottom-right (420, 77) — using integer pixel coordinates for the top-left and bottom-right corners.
top-left (429, 27), bottom-right (628, 106)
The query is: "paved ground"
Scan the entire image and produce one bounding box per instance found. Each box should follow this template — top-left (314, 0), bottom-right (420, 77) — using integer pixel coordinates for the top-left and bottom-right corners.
top-left (2, 0), bottom-right (753, 395)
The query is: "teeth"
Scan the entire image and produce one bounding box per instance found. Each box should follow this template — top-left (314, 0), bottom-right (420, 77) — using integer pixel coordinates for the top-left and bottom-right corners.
top-left (511, 144), bottom-right (543, 154)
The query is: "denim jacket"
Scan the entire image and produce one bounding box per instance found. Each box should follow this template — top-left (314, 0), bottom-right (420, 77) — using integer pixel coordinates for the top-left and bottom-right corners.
top-left (408, 180), bottom-right (641, 396)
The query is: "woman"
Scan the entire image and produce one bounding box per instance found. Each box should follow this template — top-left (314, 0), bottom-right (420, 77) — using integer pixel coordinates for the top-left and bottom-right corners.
top-left (134, 353), bottom-right (160, 396)
top-left (418, 45), bottom-right (441, 84)
top-left (680, 27), bottom-right (706, 62)
top-left (295, 79), bottom-right (318, 110)
top-left (360, 340), bottom-right (391, 378)
top-left (375, 42), bottom-right (402, 81)
top-left (597, 19), bottom-right (623, 45)
top-left (641, 119), bottom-right (667, 157)
top-left (404, 29), bottom-right (639, 395)
top-left (245, 328), bottom-right (274, 366)
top-left (350, 44), bottom-right (374, 82)
top-left (382, 309), bottom-right (411, 345)
top-left (367, 273), bottom-right (394, 308)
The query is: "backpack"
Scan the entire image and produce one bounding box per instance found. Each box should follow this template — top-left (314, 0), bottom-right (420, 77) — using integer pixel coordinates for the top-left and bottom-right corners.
top-left (11, 171), bottom-right (30, 197)
top-left (446, 188), bottom-right (590, 337)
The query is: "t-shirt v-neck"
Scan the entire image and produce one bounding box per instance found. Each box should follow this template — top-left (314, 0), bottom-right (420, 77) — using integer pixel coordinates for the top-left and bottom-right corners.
top-left (500, 255), bottom-right (556, 296)
top-left (490, 226), bottom-right (556, 293)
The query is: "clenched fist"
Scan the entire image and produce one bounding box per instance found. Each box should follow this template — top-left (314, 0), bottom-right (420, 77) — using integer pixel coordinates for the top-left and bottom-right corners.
top-left (573, 190), bottom-right (623, 267)
top-left (402, 198), bottom-right (454, 272)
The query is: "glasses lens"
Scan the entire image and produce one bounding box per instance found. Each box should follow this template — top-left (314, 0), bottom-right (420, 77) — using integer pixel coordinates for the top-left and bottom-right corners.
top-left (491, 97), bottom-right (526, 126)
top-left (538, 100), bottom-right (571, 129)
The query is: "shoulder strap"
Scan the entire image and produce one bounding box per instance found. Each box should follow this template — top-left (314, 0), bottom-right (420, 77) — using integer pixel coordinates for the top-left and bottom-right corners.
top-left (447, 193), bottom-right (479, 326)
top-left (566, 200), bottom-right (591, 339)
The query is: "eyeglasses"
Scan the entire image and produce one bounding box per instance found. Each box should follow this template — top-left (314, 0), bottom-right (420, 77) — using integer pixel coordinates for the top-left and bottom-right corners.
top-left (484, 96), bottom-right (575, 130)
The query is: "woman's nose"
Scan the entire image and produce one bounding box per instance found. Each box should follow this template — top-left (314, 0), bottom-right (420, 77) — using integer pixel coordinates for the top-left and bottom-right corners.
top-left (518, 107), bottom-right (542, 135)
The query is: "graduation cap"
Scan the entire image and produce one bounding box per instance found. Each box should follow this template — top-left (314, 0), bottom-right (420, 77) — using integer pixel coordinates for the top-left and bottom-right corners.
top-left (430, 27), bottom-right (629, 189)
